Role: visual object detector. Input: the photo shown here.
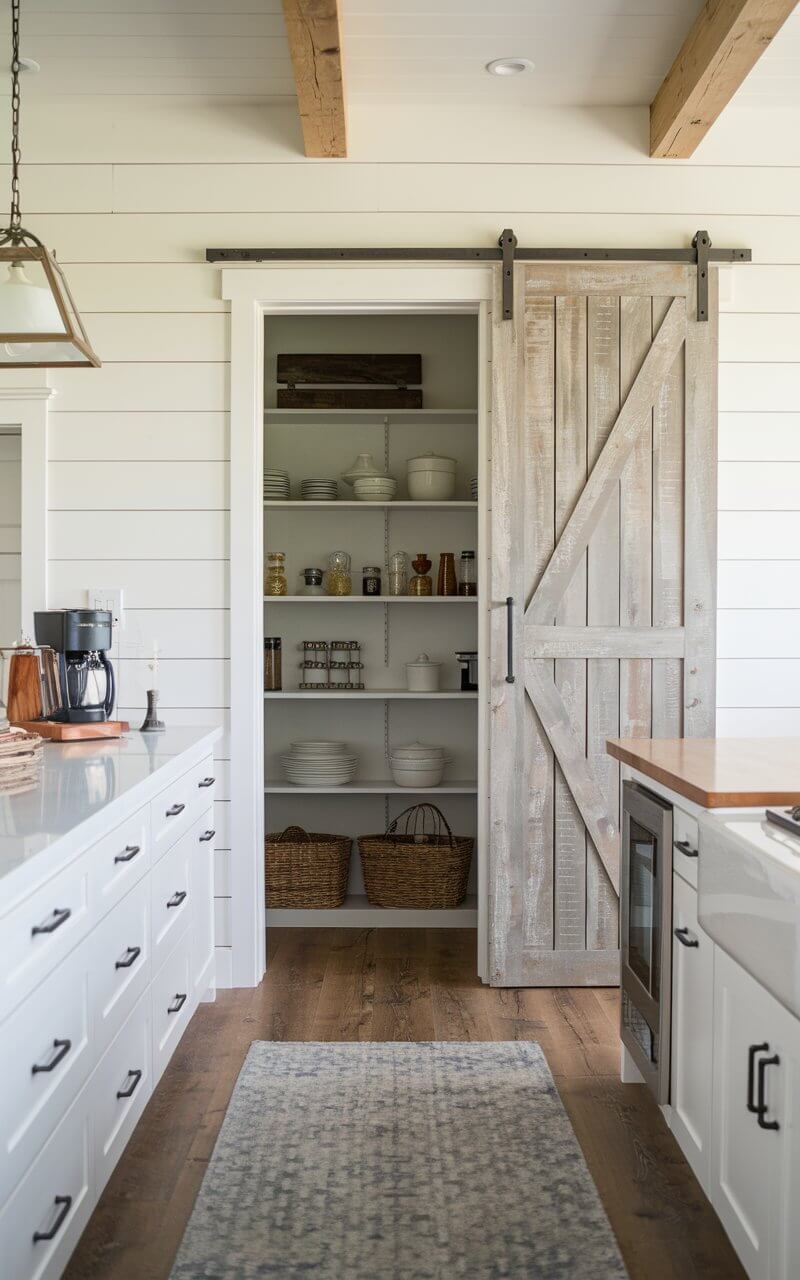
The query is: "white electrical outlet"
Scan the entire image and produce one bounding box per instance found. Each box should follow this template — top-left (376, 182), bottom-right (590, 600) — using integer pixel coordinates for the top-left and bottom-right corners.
top-left (88, 587), bottom-right (125, 630)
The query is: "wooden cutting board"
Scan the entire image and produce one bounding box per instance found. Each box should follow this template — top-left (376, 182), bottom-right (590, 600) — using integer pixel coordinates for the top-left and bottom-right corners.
top-left (13, 720), bottom-right (130, 742)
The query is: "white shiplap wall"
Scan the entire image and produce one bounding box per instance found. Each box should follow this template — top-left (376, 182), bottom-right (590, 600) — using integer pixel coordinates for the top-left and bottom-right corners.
top-left (10, 98), bottom-right (800, 977)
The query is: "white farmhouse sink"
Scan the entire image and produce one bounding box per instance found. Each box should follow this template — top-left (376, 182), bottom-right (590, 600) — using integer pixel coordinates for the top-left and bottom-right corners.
top-left (698, 809), bottom-right (800, 1019)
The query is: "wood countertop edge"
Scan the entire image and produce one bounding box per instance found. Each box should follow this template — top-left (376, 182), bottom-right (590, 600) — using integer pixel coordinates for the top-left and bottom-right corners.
top-left (605, 740), bottom-right (800, 809)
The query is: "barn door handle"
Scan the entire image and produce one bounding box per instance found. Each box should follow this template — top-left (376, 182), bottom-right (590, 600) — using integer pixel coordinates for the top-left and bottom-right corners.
top-left (505, 597), bottom-right (515, 684)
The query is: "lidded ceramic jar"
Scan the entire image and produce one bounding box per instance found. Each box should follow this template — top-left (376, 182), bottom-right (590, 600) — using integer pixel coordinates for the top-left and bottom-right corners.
top-left (406, 451), bottom-right (457, 502)
top-left (405, 651), bottom-right (442, 692)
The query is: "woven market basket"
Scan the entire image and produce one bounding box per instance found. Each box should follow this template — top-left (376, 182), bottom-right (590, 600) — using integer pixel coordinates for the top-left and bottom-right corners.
top-left (358, 804), bottom-right (473, 910)
top-left (265, 826), bottom-right (351, 909)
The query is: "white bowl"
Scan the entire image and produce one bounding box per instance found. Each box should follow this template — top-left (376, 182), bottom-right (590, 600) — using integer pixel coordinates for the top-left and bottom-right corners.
top-left (390, 763), bottom-right (446, 788)
top-left (407, 451), bottom-right (456, 475)
top-left (391, 741), bottom-right (445, 761)
top-left (407, 471), bottom-right (457, 502)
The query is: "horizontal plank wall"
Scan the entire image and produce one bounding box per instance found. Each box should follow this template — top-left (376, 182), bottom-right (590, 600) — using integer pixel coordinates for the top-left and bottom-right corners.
top-left (8, 98), bottom-right (800, 982)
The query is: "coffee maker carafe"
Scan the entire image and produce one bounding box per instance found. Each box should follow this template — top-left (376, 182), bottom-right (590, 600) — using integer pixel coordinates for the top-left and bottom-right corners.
top-left (34, 609), bottom-right (116, 724)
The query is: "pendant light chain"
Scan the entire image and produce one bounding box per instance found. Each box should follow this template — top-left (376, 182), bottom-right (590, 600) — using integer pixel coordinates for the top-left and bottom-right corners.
top-left (9, 0), bottom-right (22, 236)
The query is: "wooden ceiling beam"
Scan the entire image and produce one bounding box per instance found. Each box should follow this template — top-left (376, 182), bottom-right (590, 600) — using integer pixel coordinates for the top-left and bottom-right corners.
top-left (650, 0), bottom-right (797, 158)
top-left (282, 0), bottom-right (346, 158)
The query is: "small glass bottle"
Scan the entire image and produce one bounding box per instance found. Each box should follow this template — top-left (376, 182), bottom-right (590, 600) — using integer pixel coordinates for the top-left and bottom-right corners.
top-left (264, 637), bottom-right (282, 691)
top-left (325, 550), bottom-right (352, 596)
top-left (458, 550), bottom-right (477, 597)
top-left (388, 550), bottom-right (408, 597)
top-left (362, 566), bottom-right (382, 596)
top-left (264, 551), bottom-right (288, 596)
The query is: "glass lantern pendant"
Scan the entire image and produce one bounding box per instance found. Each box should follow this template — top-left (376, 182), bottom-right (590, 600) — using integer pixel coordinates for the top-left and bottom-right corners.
top-left (0, 0), bottom-right (100, 368)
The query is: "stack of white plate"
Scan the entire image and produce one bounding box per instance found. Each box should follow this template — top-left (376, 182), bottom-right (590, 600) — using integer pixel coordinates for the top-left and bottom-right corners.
top-left (265, 468), bottom-right (289, 500)
top-left (470, 477), bottom-right (478, 501)
top-left (353, 476), bottom-right (397, 503)
top-left (281, 740), bottom-right (358, 787)
top-left (301, 478), bottom-right (338, 502)
top-left (389, 741), bottom-right (450, 788)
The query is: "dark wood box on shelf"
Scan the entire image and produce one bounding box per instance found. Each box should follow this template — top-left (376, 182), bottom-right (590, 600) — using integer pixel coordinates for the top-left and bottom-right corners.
top-left (276, 353), bottom-right (422, 408)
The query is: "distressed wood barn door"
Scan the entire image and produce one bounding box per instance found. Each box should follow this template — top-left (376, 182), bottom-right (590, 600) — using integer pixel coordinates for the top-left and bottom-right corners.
top-left (489, 263), bottom-right (717, 987)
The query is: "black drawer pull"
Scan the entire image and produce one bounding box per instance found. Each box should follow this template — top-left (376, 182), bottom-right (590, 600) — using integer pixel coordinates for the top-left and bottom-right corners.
top-left (674, 839), bottom-right (699, 859)
top-left (32, 1039), bottom-right (71, 1075)
top-left (32, 1195), bottom-right (72, 1244)
top-left (167, 993), bottom-right (187, 1014)
top-left (198, 777), bottom-right (215, 788)
top-left (199, 829), bottom-right (215, 843)
top-left (166, 890), bottom-right (187, 909)
top-left (114, 844), bottom-right (140, 865)
top-left (115, 945), bottom-right (141, 970)
top-left (31, 907), bottom-right (71, 937)
top-left (748, 1042), bottom-right (770, 1113)
top-left (165, 803), bottom-right (185, 817)
top-left (757, 1054), bottom-right (781, 1131)
top-left (674, 926), bottom-right (699, 949)
top-left (116, 1068), bottom-right (143, 1100)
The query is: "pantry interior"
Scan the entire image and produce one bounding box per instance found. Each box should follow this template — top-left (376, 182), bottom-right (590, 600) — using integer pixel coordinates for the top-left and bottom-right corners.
top-left (262, 310), bottom-right (487, 930)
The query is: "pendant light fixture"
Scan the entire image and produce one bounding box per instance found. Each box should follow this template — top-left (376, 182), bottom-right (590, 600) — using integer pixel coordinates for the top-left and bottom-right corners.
top-left (0, 0), bottom-right (99, 367)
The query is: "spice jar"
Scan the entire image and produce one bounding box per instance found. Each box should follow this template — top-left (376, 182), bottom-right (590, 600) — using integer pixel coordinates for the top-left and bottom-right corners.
top-left (389, 550), bottom-right (408, 597)
top-left (362, 566), bottom-right (382, 596)
top-left (458, 550), bottom-right (477, 597)
top-left (300, 567), bottom-right (325, 596)
top-left (409, 553), bottom-right (432, 597)
top-left (264, 637), bottom-right (282, 691)
top-left (325, 550), bottom-right (352, 596)
top-left (437, 552), bottom-right (458, 597)
top-left (264, 551), bottom-right (288, 596)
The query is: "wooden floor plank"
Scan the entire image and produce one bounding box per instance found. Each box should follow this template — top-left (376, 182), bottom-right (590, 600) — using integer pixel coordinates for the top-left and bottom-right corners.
top-left (65, 928), bottom-right (744, 1280)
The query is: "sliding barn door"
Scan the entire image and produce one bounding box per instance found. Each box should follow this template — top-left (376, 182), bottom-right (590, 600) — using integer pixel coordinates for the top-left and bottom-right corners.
top-left (489, 264), bottom-right (717, 987)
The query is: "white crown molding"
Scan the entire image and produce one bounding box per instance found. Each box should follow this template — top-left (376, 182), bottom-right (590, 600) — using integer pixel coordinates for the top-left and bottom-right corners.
top-left (0, 387), bottom-right (56, 400)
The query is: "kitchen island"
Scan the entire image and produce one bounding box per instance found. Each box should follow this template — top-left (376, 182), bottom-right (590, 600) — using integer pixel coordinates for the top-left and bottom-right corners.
top-left (0, 725), bottom-right (220, 1280)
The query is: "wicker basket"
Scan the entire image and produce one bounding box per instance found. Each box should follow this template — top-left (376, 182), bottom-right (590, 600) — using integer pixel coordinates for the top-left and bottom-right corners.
top-left (358, 804), bottom-right (473, 910)
top-left (265, 826), bottom-right (351, 909)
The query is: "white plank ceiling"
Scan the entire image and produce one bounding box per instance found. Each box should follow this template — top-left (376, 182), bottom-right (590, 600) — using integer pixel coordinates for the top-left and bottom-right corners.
top-left (0, 0), bottom-right (796, 108)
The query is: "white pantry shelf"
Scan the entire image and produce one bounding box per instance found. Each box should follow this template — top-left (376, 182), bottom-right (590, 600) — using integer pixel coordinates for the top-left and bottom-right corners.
top-left (266, 893), bottom-right (478, 929)
top-left (265, 779), bottom-right (478, 795)
top-left (263, 500), bottom-right (477, 509)
top-left (263, 594), bottom-right (478, 604)
top-left (264, 689), bottom-right (478, 700)
top-left (265, 408), bottom-right (477, 426)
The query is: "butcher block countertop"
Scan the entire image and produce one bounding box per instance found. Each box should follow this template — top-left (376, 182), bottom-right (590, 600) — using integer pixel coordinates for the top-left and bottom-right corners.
top-left (606, 737), bottom-right (800, 809)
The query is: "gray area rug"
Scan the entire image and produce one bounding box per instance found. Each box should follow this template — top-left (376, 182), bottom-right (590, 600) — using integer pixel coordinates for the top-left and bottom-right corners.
top-left (171, 1041), bottom-right (627, 1279)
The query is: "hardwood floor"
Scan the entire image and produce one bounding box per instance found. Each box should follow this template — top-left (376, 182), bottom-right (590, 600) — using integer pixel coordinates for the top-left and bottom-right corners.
top-left (66, 928), bottom-right (745, 1280)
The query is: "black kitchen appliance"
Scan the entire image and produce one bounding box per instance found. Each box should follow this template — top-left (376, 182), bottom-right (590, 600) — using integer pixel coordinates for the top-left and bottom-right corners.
top-left (455, 650), bottom-right (478, 691)
top-left (34, 609), bottom-right (115, 724)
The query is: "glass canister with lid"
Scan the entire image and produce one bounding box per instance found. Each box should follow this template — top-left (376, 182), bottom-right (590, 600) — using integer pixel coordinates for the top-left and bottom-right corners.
top-left (458, 550), bottom-right (477, 597)
top-left (264, 551), bottom-right (288, 596)
top-left (325, 550), bottom-right (352, 596)
top-left (362, 566), bottom-right (382, 596)
top-left (388, 550), bottom-right (408, 596)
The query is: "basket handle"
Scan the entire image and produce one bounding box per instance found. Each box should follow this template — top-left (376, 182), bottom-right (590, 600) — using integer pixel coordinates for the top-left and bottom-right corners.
top-left (275, 825), bottom-right (311, 843)
top-left (385, 803), bottom-right (455, 847)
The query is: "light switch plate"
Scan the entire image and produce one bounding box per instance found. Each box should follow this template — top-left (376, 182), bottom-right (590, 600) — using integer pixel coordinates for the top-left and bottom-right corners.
top-left (88, 587), bottom-right (125, 630)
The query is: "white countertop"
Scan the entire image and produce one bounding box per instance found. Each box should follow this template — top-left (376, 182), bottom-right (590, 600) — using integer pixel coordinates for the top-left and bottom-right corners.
top-left (0, 726), bottom-right (221, 909)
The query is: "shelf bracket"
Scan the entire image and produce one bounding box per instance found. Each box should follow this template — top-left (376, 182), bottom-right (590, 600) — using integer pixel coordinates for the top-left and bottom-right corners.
top-left (692, 228), bottom-right (710, 322)
top-left (499, 228), bottom-right (517, 321)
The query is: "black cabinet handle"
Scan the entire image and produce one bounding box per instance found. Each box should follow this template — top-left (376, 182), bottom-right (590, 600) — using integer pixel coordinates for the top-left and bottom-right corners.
top-left (747, 1043), bottom-right (769, 1113)
top-left (505, 596), bottom-right (515, 684)
top-left (31, 907), bottom-right (71, 937)
top-left (165, 803), bottom-right (185, 817)
top-left (166, 890), bottom-right (187, 909)
top-left (757, 1054), bottom-right (781, 1131)
top-left (199, 829), bottom-right (215, 843)
top-left (32, 1039), bottom-right (71, 1076)
top-left (198, 777), bottom-right (215, 788)
top-left (32, 1195), bottom-right (72, 1244)
top-left (114, 844), bottom-right (140, 865)
top-left (115, 945), bottom-right (141, 970)
top-left (116, 1068), bottom-right (143, 1100)
top-left (674, 926), bottom-right (699, 949)
top-left (167, 993), bottom-right (187, 1014)
top-left (674, 839), bottom-right (699, 859)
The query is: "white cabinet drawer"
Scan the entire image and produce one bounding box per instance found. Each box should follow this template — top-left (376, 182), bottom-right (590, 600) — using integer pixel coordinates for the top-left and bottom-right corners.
top-left (93, 990), bottom-right (152, 1189)
top-left (670, 873), bottom-right (715, 1186)
top-left (152, 930), bottom-right (194, 1085)
top-left (0, 940), bottom-right (92, 1205)
top-left (151, 825), bottom-right (193, 970)
top-left (150, 755), bottom-right (214, 863)
top-left (0, 1087), bottom-right (92, 1280)
top-left (91, 877), bottom-right (151, 1058)
top-left (0, 854), bottom-right (90, 1022)
top-left (88, 804), bottom-right (150, 921)
top-left (673, 806), bottom-right (699, 889)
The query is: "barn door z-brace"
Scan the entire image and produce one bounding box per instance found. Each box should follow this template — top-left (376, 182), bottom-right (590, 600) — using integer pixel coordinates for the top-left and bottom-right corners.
top-left (206, 227), bottom-right (750, 322)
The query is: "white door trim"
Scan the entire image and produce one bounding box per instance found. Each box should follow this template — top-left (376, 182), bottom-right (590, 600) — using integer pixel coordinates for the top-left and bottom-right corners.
top-left (0, 387), bottom-right (52, 638)
top-left (221, 264), bottom-right (494, 989)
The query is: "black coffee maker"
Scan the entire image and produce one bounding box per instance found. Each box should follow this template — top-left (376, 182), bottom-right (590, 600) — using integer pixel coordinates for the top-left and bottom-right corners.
top-left (34, 609), bottom-right (116, 723)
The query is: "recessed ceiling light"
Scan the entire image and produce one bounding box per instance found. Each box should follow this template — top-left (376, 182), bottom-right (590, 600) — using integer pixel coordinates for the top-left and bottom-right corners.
top-left (486, 57), bottom-right (534, 77)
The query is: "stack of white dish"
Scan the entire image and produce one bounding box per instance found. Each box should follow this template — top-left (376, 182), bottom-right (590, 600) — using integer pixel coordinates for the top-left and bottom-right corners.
top-left (389, 741), bottom-right (449, 788)
top-left (301, 477), bottom-right (338, 502)
top-left (353, 475), bottom-right (397, 503)
top-left (470, 477), bottom-right (478, 501)
top-left (264, 468), bottom-right (289, 500)
top-left (407, 451), bottom-right (457, 502)
top-left (281, 740), bottom-right (358, 787)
